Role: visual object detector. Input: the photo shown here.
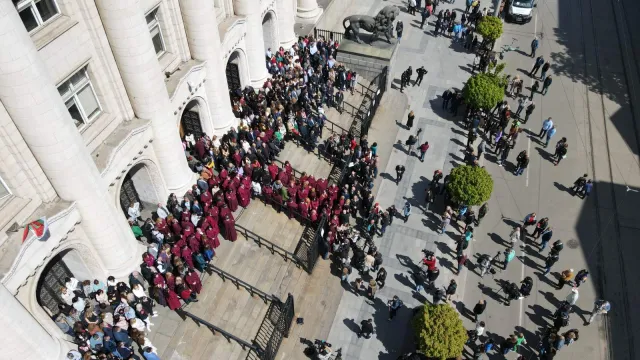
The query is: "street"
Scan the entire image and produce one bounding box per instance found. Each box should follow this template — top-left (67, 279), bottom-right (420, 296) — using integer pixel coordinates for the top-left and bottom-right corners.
top-left (324, 0), bottom-right (640, 358)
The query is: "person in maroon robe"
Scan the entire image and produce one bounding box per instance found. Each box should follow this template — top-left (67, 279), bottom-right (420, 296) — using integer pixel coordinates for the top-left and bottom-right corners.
top-left (232, 149), bottom-right (242, 167)
top-left (287, 198), bottom-right (298, 219)
top-left (284, 161), bottom-right (293, 176)
top-left (185, 269), bottom-right (202, 294)
top-left (263, 185), bottom-right (274, 205)
top-left (308, 176), bottom-right (318, 189)
top-left (237, 184), bottom-right (251, 208)
top-left (143, 253), bottom-right (155, 267)
top-left (181, 220), bottom-right (195, 238)
top-left (316, 178), bottom-right (327, 193)
top-left (230, 175), bottom-right (241, 191)
top-left (272, 192), bottom-right (283, 213)
top-left (194, 138), bottom-right (206, 159)
top-left (188, 234), bottom-right (200, 253)
top-left (153, 273), bottom-right (166, 289)
top-left (165, 288), bottom-right (182, 310)
top-left (299, 183), bottom-right (309, 200)
top-left (277, 170), bottom-right (290, 185)
top-left (268, 163), bottom-right (279, 181)
top-left (219, 168), bottom-right (229, 181)
top-left (181, 245), bottom-right (194, 269)
top-left (170, 219), bottom-right (182, 237)
top-left (225, 189), bottom-right (239, 211)
top-left (171, 244), bottom-right (181, 258)
top-left (242, 175), bottom-right (251, 188)
top-left (200, 191), bottom-right (212, 206)
top-left (219, 203), bottom-right (233, 220)
top-left (156, 218), bottom-right (169, 236)
top-left (222, 215), bottom-right (238, 241)
top-left (165, 273), bottom-right (176, 291)
top-left (208, 175), bottom-right (220, 189)
top-left (299, 199), bottom-right (309, 219)
top-left (310, 209), bottom-right (319, 223)
top-left (204, 233), bottom-right (220, 249)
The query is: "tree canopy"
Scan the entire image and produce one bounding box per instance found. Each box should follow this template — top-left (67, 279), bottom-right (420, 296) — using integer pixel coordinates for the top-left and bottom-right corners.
top-left (462, 72), bottom-right (506, 110)
top-left (446, 165), bottom-right (494, 206)
top-left (412, 304), bottom-right (467, 360)
top-left (477, 16), bottom-right (504, 43)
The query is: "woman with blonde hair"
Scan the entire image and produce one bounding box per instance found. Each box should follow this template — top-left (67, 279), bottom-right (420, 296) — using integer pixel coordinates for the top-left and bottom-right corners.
top-left (407, 110), bottom-right (415, 129)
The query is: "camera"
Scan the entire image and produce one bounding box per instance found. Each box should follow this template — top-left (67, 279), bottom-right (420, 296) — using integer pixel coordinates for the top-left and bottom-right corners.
top-left (421, 249), bottom-right (434, 257)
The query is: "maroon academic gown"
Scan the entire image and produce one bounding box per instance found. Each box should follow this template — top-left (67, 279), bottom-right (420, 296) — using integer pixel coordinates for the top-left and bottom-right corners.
top-left (223, 216), bottom-right (237, 241)
top-left (200, 191), bottom-right (212, 206)
top-left (195, 140), bottom-right (206, 159)
top-left (219, 206), bottom-right (233, 221)
top-left (225, 191), bottom-right (239, 212)
top-left (204, 234), bottom-right (220, 249)
top-left (171, 221), bottom-right (182, 237)
top-left (181, 247), bottom-right (195, 269)
top-left (188, 235), bottom-right (200, 254)
top-left (230, 176), bottom-right (241, 192)
top-left (165, 274), bottom-right (176, 291)
top-left (299, 202), bottom-right (309, 219)
top-left (153, 274), bottom-right (166, 289)
top-left (277, 170), bottom-right (290, 184)
top-left (268, 164), bottom-right (278, 181)
top-left (165, 289), bottom-right (182, 310)
top-left (287, 199), bottom-right (298, 219)
top-left (237, 186), bottom-right (250, 208)
top-left (185, 272), bottom-right (203, 294)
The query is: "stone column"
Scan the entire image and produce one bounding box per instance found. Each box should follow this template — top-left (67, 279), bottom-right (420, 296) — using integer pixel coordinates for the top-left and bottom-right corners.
top-left (277, 0), bottom-right (297, 48)
top-left (180, 0), bottom-right (237, 134)
top-left (0, 284), bottom-right (65, 360)
top-left (234, 0), bottom-right (269, 86)
top-left (296, 0), bottom-right (322, 21)
top-left (0, 0), bottom-right (138, 277)
top-left (95, 0), bottom-right (192, 192)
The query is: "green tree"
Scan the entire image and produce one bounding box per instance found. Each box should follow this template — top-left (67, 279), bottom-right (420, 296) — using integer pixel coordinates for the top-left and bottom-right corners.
top-left (477, 16), bottom-right (503, 44)
top-left (462, 72), bottom-right (506, 110)
top-left (446, 165), bottom-right (493, 206)
top-left (412, 304), bottom-right (467, 360)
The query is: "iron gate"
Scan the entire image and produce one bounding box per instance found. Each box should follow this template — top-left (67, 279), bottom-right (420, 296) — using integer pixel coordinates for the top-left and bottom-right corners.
top-left (226, 62), bottom-right (242, 91)
top-left (261, 294), bottom-right (295, 360)
top-left (181, 110), bottom-right (204, 140)
top-left (120, 174), bottom-right (143, 215)
top-left (37, 254), bottom-right (74, 315)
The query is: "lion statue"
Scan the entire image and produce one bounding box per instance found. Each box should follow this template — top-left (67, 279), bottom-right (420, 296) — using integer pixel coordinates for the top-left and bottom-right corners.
top-left (343, 5), bottom-right (400, 45)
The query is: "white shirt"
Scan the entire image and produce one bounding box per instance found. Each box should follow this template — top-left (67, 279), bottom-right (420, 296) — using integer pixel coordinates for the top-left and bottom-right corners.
top-left (156, 206), bottom-right (169, 219)
top-left (566, 290), bottom-right (579, 305)
top-left (128, 203), bottom-right (140, 220)
top-left (65, 277), bottom-right (79, 291)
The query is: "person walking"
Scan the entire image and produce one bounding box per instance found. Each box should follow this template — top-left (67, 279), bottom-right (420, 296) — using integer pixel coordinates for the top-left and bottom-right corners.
top-left (532, 217), bottom-right (549, 239)
top-left (440, 211), bottom-right (451, 234)
top-left (524, 101), bottom-right (536, 123)
top-left (396, 20), bottom-right (404, 43)
top-left (503, 246), bottom-right (516, 270)
top-left (539, 117), bottom-right (553, 138)
top-left (446, 279), bottom-right (457, 301)
top-left (530, 37), bottom-right (539, 57)
top-left (510, 226), bottom-right (521, 245)
top-left (415, 66), bottom-right (428, 86)
top-left (581, 180), bottom-right (593, 199)
top-left (457, 253), bottom-right (468, 274)
top-left (587, 300), bottom-right (610, 325)
top-left (542, 74), bottom-right (553, 95)
top-left (424, 186), bottom-right (434, 213)
top-left (418, 142), bottom-right (430, 162)
top-left (477, 139), bottom-right (486, 160)
top-left (408, 0), bottom-right (417, 15)
top-left (571, 174), bottom-right (588, 195)
top-left (515, 150), bottom-right (529, 176)
top-left (334, 91), bottom-right (344, 114)
top-left (543, 252), bottom-right (560, 275)
top-left (574, 269), bottom-right (589, 287)
top-left (531, 56), bottom-right (545, 77)
top-left (395, 164), bottom-right (406, 184)
top-left (476, 203), bottom-right (488, 225)
top-left (501, 335), bottom-right (518, 354)
top-left (545, 125), bottom-right (557, 148)
top-left (554, 143), bottom-right (568, 165)
top-left (402, 201), bottom-right (412, 222)
top-left (358, 319), bottom-right (374, 338)
top-left (473, 300), bottom-right (486, 322)
top-left (566, 287), bottom-right (579, 308)
top-left (540, 226), bottom-right (553, 250)
top-left (531, 81), bottom-right (540, 99)
top-left (558, 268), bottom-right (574, 289)
top-left (442, 88), bottom-right (454, 110)
top-left (407, 110), bottom-right (415, 128)
top-left (421, 7), bottom-right (430, 29)
top-left (541, 61), bottom-right (551, 81)
top-left (388, 295), bottom-right (404, 320)
top-left (497, 138), bottom-right (512, 166)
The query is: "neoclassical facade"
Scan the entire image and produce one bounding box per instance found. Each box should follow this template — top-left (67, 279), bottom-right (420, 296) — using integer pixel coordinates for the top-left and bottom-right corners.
top-left (0, 0), bottom-right (322, 358)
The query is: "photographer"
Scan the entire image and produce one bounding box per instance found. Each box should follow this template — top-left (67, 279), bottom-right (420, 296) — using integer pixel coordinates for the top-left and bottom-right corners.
top-left (421, 250), bottom-right (437, 271)
top-left (503, 281), bottom-right (521, 305)
top-left (478, 254), bottom-right (493, 277)
top-left (519, 276), bottom-right (533, 298)
top-left (388, 295), bottom-right (404, 320)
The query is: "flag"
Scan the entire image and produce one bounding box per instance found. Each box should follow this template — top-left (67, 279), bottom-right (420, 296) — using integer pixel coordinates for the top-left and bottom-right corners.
top-left (22, 217), bottom-right (49, 243)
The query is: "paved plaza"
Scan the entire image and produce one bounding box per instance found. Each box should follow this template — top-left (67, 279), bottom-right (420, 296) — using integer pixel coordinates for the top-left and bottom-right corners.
top-left (150, 0), bottom-right (640, 358)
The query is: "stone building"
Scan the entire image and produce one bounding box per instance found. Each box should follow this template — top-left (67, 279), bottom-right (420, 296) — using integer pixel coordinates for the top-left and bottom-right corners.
top-left (0, 0), bottom-right (322, 358)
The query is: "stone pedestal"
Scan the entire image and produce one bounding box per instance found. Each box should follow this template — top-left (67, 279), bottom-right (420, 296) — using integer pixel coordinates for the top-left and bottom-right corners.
top-left (336, 35), bottom-right (398, 89)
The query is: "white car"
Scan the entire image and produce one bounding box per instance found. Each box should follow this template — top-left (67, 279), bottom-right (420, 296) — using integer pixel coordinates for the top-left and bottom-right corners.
top-left (506, 0), bottom-right (536, 23)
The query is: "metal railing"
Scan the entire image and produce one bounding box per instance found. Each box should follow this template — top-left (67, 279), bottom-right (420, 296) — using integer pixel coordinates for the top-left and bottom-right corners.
top-left (206, 263), bottom-right (280, 304)
top-left (175, 308), bottom-right (259, 352)
top-left (259, 294), bottom-right (296, 360)
top-left (313, 28), bottom-right (344, 43)
top-left (359, 66), bottom-right (388, 136)
top-left (273, 158), bottom-right (305, 180)
top-left (234, 224), bottom-right (305, 269)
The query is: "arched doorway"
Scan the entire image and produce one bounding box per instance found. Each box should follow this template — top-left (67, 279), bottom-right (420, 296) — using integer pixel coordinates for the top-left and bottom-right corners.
top-left (36, 249), bottom-right (91, 316)
top-left (179, 100), bottom-right (205, 140)
top-left (226, 50), bottom-right (244, 92)
top-left (119, 162), bottom-right (161, 218)
top-left (262, 11), bottom-right (279, 54)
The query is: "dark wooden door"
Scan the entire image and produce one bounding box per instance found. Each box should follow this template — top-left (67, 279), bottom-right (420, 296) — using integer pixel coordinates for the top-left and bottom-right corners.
top-left (181, 110), bottom-right (203, 140)
top-left (120, 174), bottom-right (143, 214)
top-left (37, 255), bottom-right (74, 315)
top-left (226, 62), bottom-right (241, 91)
